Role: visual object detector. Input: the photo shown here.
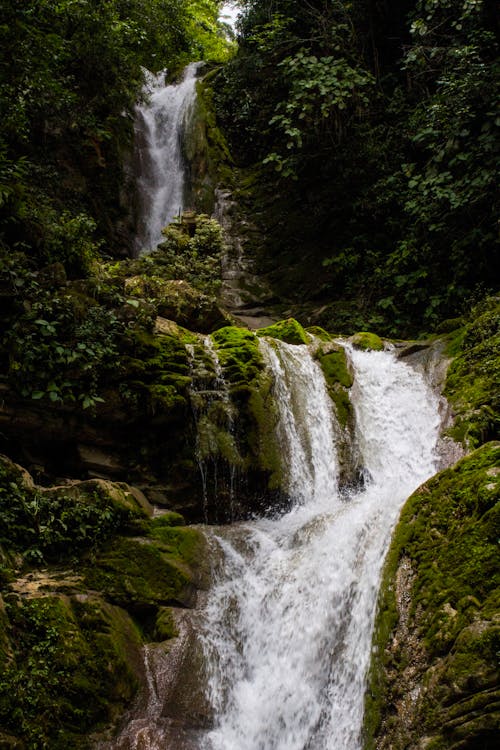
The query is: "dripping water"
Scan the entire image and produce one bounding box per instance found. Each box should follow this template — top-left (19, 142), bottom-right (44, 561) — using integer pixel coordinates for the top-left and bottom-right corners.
top-left (133, 63), bottom-right (202, 254)
top-left (187, 337), bottom-right (238, 522)
top-left (199, 341), bottom-right (441, 750)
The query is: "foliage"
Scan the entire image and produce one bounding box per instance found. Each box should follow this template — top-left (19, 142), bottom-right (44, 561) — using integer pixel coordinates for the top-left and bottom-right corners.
top-left (0, 0), bottom-right (230, 273)
top-left (0, 461), bottom-right (141, 564)
top-left (146, 214), bottom-right (224, 297)
top-left (187, 0), bottom-right (237, 62)
top-left (214, 0), bottom-right (499, 334)
top-left (4, 281), bottom-right (123, 409)
top-left (0, 596), bottom-right (140, 749)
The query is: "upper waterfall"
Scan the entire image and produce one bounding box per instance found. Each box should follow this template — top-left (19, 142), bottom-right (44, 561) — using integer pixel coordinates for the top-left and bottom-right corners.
top-left (199, 342), bottom-right (441, 750)
top-left (133, 63), bottom-right (202, 255)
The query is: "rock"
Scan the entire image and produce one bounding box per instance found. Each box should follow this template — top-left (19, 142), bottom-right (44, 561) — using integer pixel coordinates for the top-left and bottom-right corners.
top-left (257, 317), bottom-right (309, 345)
top-left (125, 276), bottom-right (227, 332)
top-left (76, 445), bottom-right (126, 478)
top-left (0, 454), bottom-right (35, 493)
top-left (351, 331), bottom-right (384, 351)
top-left (365, 443), bottom-right (500, 749)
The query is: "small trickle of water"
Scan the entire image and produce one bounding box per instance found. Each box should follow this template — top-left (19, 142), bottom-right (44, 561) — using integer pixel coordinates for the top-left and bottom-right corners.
top-left (187, 337), bottom-right (238, 522)
top-left (199, 342), bottom-right (441, 750)
top-left (134, 63), bottom-right (202, 254)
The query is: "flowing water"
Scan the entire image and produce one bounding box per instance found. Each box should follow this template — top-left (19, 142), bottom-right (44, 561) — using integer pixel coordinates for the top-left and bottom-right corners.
top-left (133, 63), bottom-right (201, 254)
top-left (199, 341), bottom-right (442, 750)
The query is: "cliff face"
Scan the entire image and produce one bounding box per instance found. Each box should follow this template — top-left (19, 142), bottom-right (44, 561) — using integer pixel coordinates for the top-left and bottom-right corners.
top-left (364, 443), bottom-right (500, 750)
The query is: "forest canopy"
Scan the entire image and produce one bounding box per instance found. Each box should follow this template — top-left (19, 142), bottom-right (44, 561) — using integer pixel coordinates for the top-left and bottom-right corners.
top-left (215, 0), bottom-right (499, 332)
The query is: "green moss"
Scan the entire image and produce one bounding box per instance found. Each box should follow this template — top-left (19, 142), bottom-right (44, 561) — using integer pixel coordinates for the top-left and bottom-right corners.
top-left (305, 326), bottom-right (334, 342)
top-left (314, 347), bottom-right (353, 428)
top-left (153, 511), bottom-right (186, 527)
top-left (365, 443), bottom-right (500, 749)
top-left (0, 594), bottom-right (141, 749)
top-left (444, 296), bottom-right (500, 447)
top-left (257, 318), bottom-right (309, 345)
top-left (211, 326), bottom-right (263, 387)
top-left (317, 349), bottom-right (353, 389)
top-left (196, 78), bottom-right (235, 189)
top-left (121, 328), bottom-right (192, 416)
top-left (83, 537), bottom-right (194, 609)
top-left (246, 372), bottom-right (282, 488)
top-left (154, 607), bottom-right (178, 641)
top-left (351, 331), bottom-right (384, 351)
top-left (149, 521), bottom-right (206, 570)
top-left (196, 412), bottom-right (242, 465)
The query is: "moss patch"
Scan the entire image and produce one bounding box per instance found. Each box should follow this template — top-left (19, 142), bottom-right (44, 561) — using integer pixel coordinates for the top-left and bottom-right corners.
top-left (351, 331), bottom-right (384, 351)
top-left (211, 326), bottom-right (263, 387)
top-left (365, 443), bottom-right (500, 750)
top-left (0, 594), bottom-right (141, 749)
top-left (257, 318), bottom-right (309, 345)
top-left (0, 464), bottom-right (208, 748)
top-left (444, 295), bottom-right (500, 448)
top-left (314, 345), bottom-right (353, 428)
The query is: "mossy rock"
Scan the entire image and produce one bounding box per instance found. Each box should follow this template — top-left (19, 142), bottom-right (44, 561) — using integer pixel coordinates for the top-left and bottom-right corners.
top-left (125, 276), bottom-right (226, 332)
top-left (83, 537), bottom-right (196, 609)
top-left (317, 347), bottom-right (353, 390)
top-left (314, 345), bottom-right (353, 428)
top-left (154, 607), bottom-right (178, 641)
top-left (365, 443), bottom-right (500, 750)
top-left (444, 296), bottom-right (499, 448)
top-left (257, 318), bottom-right (309, 345)
top-left (351, 331), bottom-right (384, 351)
top-left (40, 479), bottom-right (151, 521)
top-left (246, 371), bottom-right (282, 488)
top-left (211, 326), bottom-right (264, 387)
top-left (0, 594), bottom-right (141, 749)
top-left (0, 461), bottom-right (146, 562)
top-left (305, 325), bottom-right (333, 342)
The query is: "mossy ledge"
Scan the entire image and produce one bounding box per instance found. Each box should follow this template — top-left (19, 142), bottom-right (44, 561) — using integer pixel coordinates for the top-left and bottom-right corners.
top-left (0, 455), bottom-right (207, 748)
top-left (364, 443), bottom-right (500, 750)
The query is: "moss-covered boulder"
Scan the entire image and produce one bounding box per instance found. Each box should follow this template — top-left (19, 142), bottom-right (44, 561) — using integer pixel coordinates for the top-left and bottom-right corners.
top-left (0, 456), bottom-right (149, 564)
top-left (0, 455), bottom-right (209, 748)
top-left (351, 331), bottom-right (384, 351)
top-left (0, 593), bottom-right (142, 749)
top-left (205, 326), bottom-right (285, 511)
top-left (84, 516), bottom-right (207, 611)
top-left (211, 326), bottom-right (264, 387)
top-left (257, 318), bottom-right (309, 345)
top-left (365, 443), bottom-right (500, 750)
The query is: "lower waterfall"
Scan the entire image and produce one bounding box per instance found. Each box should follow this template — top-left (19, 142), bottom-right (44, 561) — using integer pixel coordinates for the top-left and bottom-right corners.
top-left (198, 341), bottom-right (441, 750)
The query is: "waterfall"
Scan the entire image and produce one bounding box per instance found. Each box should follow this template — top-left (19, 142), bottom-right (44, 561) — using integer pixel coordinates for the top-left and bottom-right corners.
top-left (199, 342), bottom-right (441, 750)
top-left (133, 63), bottom-right (202, 254)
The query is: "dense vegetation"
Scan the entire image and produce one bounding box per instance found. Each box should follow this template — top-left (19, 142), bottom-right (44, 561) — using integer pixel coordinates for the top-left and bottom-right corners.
top-left (0, 0), bottom-right (230, 268)
top-left (213, 0), bottom-right (499, 333)
top-left (0, 1), bottom-right (498, 747)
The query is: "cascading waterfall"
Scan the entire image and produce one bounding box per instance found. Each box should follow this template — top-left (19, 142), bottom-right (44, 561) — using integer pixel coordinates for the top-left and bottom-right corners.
top-left (133, 63), bottom-right (202, 254)
top-left (199, 341), bottom-right (441, 750)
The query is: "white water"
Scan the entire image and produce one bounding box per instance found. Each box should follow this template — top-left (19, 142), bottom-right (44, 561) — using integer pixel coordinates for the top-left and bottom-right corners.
top-left (200, 341), bottom-right (441, 750)
top-left (133, 63), bottom-right (201, 254)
